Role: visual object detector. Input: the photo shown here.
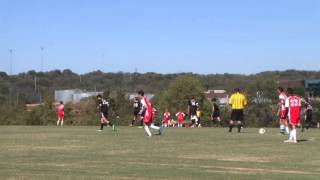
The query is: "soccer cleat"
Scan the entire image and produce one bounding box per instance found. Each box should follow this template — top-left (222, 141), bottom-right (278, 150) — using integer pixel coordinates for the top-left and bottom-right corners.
top-left (283, 139), bottom-right (293, 143)
top-left (96, 130), bottom-right (102, 132)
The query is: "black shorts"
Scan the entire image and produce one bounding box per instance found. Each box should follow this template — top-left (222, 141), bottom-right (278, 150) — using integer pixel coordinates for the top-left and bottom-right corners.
top-left (306, 113), bottom-right (312, 123)
top-left (212, 112), bottom-right (220, 118)
top-left (133, 109), bottom-right (140, 116)
top-left (100, 112), bottom-right (108, 119)
top-left (231, 109), bottom-right (244, 121)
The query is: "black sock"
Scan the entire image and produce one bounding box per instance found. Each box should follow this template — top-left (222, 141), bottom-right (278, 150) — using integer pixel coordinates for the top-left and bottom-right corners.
top-left (131, 120), bottom-right (135, 126)
top-left (238, 124), bottom-right (241, 132)
top-left (100, 124), bottom-right (104, 130)
top-left (229, 125), bottom-right (233, 132)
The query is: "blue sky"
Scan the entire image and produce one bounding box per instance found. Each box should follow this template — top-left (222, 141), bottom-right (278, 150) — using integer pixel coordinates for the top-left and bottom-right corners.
top-left (0, 0), bottom-right (319, 75)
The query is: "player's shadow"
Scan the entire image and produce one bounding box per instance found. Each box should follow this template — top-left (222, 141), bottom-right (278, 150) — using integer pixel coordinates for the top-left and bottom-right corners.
top-left (298, 139), bottom-right (309, 143)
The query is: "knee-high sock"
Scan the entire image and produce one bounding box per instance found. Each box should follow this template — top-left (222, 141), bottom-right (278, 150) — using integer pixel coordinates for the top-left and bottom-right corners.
top-left (285, 126), bottom-right (290, 134)
top-left (144, 126), bottom-right (152, 136)
top-left (61, 120), bottom-right (63, 126)
top-left (237, 124), bottom-right (242, 132)
top-left (229, 124), bottom-right (234, 132)
top-left (57, 120), bottom-right (59, 126)
top-left (292, 129), bottom-right (297, 142)
top-left (289, 130), bottom-right (293, 141)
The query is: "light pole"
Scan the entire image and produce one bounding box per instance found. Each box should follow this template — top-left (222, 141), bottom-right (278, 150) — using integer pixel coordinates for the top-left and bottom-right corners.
top-left (40, 46), bottom-right (44, 72)
top-left (9, 49), bottom-right (13, 75)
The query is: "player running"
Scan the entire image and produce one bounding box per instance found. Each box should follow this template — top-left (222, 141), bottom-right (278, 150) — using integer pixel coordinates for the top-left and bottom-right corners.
top-left (138, 90), bottom-right (163, 137)
top-left (131, 97), bottom-right (142, 126)
top-left (284, 88), bottom-right (301, 143)
top-left (96, 94), bottom-right (112, 132)
top-left (211, 98), bottom-right (222, 127)
top-left (277, 87), bottom-right (289, 134)
top-left (162, 109), bottom-right (171, 128)
top-left (188, 96), bottom-right (199, 128)
top-left (57, 101), bottom-right (64, 127)
top-left (176, 110), bottom-right (185, 128)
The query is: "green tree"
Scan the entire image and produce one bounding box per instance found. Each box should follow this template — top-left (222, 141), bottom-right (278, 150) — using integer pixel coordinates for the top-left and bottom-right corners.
top-left (153, 76), bottom-right (211, 125)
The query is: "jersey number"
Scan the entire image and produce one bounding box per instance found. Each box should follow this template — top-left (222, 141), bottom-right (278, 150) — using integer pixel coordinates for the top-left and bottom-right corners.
top-left (290, 99), bottom-right (299, 107)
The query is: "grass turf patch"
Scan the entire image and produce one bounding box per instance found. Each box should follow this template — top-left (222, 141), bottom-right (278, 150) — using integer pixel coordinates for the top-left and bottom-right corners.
top-left (1, 126), bottom-right (320, 180)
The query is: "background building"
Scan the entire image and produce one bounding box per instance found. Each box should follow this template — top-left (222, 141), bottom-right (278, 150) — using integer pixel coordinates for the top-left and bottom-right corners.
top-left (55, 89), bottom-right (102, 103)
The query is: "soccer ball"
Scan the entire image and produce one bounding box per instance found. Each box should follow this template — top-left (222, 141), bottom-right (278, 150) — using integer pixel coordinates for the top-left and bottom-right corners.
top-left (259, 128), bottom-right (266, 134)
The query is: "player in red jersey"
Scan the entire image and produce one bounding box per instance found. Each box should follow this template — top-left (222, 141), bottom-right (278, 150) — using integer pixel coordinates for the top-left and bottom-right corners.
top-left (162, 110), bottom-right (171, 128)
top-left (57, 101), bottom-right (64, 127)
top-left (277, 87), bottom-right (289, 134)
top-left (176, 111), bottom-right (185, 128)
top-left (284, 88), bottom-right (301, 143)
top-left (138, 90), bottom-right (163, 137)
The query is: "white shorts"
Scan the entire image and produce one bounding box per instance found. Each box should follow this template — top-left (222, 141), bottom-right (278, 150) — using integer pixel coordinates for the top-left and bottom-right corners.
top-left (191, 115), bottom-right (198, 123)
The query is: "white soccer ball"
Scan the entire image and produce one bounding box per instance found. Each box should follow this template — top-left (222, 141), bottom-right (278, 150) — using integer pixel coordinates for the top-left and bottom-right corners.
top-left (259, 128), bottom-right (266, 134)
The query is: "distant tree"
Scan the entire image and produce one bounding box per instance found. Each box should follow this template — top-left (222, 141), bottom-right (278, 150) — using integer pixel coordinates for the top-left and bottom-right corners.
top-left (153, 76), bottom-right (211, 125)
top-left (0, 72), bottom-right (8, 77)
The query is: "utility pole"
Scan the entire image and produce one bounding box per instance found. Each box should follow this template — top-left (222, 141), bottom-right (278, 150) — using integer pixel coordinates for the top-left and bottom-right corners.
top-left (34, 76), bottom-right (37, 93)
top-left (40, 46), bottom-right (44, 72)
top-left (9, 49), bottom-right (13, 75)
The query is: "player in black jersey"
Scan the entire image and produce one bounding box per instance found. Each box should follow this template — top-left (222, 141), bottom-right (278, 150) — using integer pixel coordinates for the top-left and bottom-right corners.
top-left (302, 98), bottom-right (313, 132)
top-left (188, 96), bottom-right (199, 128)
top-left (96, 94), bottom-right (111, 131)
top-left (131, 97), bottom-right (142, 126)
top-left (211, 98), bottom-right (222, 127)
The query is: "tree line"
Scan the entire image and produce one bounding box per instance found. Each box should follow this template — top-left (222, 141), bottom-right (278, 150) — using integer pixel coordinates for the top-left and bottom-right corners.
top-left (0, 69), bottom-right (319, 126)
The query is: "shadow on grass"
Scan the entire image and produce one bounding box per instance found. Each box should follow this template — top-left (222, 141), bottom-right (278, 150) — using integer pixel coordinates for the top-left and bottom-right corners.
top-left (298, 139), bottom-right (310, 143)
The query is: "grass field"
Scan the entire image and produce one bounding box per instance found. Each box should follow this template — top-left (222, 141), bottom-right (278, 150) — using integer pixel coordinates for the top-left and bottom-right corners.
top-left (1, 126), bottom-right (320, 180)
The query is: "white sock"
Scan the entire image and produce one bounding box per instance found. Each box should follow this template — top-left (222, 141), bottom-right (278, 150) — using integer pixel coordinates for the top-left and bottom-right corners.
top-left (280, 125), bottom-right (285, 130)
top-left (61, 120), bottom-right (64, 126)
top-left (144, 126), bottom-right (152, 136)
top-left (292, 129), bottom-right (297, 142)
top-left (150, 124), bottom-right (160, 130)
top-left (285, 127), bottom-right (290, 134)
top-left (289, 131), bottom-right (293, 141)
top-left (57, 121), bottom-right (59, 126)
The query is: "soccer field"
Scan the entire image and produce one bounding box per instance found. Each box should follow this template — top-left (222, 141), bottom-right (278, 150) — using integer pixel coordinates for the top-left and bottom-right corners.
top-left (1, 126), bottom-right (320, 180)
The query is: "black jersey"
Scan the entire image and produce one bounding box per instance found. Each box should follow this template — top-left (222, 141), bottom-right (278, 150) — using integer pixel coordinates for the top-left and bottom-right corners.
top-left (213, 103), bottom-right (220, 113)
top-left (212, 102), bottom-right (220, 118)
top-left (98, 99), bottom-right (109, 113)
top-left (305, 103), bottom-right (313, 121)
top-left (188, 99), bottom-right (198, 115)
top-left (133, 99), bottom-right (141, 111)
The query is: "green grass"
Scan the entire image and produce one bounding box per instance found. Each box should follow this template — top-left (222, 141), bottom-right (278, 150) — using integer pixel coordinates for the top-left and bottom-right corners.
top-left (1, 126), bottom-right (320, 180)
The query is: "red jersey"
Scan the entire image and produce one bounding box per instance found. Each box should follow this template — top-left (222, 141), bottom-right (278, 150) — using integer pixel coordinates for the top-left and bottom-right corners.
top-left (278, 93), bottom-right (287, 111)
top-left (141, 96), bottom-right (153, 123)
top-left (176, 112), bottom-right (185, 122)
top-left (57, 104), bottom-right (64, 119)
top-left (278, 93), bottom-right (287, 119)
top-left (285, 95), bottom-right (301, 125)
top-left (163, 112), bottom-right (170, 123)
